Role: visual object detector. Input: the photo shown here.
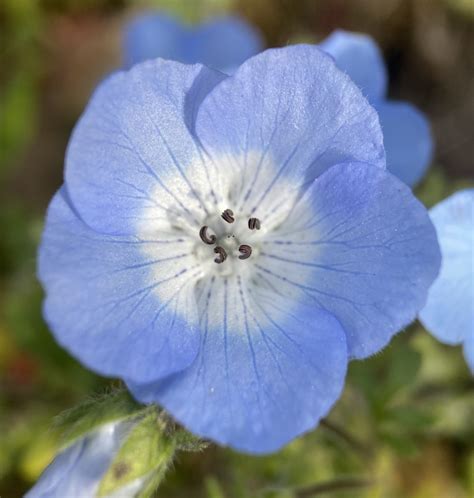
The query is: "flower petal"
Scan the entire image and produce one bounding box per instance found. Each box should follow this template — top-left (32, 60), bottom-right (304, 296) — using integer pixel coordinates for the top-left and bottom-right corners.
top-left (195, 44), bottom-right (385, 209)
top-left (128, 275), bottom-right (348, 454)
top-left (123, 13), bottom-right (186, 69)
top-left (26, 422), bottom-right (133, 498)
top-left (25, 438), bottom-right (84, 498)
top-left (65, 59), bottom-right (226, 235)
top-left (123, 14), bottom-right (263, 73)
top-left (419, 190), bottom-right (474, 348)
top-left (376, 101), bottom-right (433, 187)
top-left (263, 162), bottom-right (441, 359)
top-left (38, 189), bottom-right (200, 382)
top-left (191, 16), bottom-right (263, 74)
top-left (319, 30), bottom-right (388, 101)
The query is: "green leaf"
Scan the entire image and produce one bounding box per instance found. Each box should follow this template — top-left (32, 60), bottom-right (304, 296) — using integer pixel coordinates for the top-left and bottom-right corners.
top-left (350, 337), bottom-right (422, 415)
top-left (384, 406), bottom-right (434, 430)
top-left (383, 345), bottom-right (421, 403)
top-left (380, 431), bottom-right (420, 457)
top-left (0, 69), bottom-right (37, 172)
top-left (205, 477), bottom-right (226, 498)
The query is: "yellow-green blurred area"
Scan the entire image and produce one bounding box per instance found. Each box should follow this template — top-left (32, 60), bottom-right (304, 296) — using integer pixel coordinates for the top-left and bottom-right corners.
top-left (0, 0), bottom-right (473, 497)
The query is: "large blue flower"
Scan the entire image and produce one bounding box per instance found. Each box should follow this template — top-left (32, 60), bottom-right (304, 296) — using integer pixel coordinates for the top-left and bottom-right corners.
top-left (38, 46), bottom-right (440, 453)
top-left (123, 13), bottom-right (263, 74)
top-left (419, 189), bottom-right (474, 373)
top-left (320, 30), bottom-right (433, 187)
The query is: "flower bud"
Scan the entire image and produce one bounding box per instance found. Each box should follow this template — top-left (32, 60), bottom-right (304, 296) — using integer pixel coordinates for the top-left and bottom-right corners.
top-left (26, 412), bottom-right (174, 498)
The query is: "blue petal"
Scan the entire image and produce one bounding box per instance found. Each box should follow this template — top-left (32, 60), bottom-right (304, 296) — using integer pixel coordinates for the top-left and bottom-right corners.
top-left (123, 14), bottom-right (263, 73)
top-left (376, 101), bottom-right (433, 187)
top-left (26, 421), bottom-right (132, 498)
top-left (190, 16), bottom-right (263, 74)
top-left (419, 190), bottom-right (474, 351)
top-left (38, 189), bottom-right (200, 383)
top-left (263, 162), bottom-right (441, 359)
top-left (65, 59), bottom-right (226, 235)
top-left (123, 13), bottom-right (187, 69)
top-left (128, 276), bottom-right (348, 454)
top-left (195, 45), bottom-right (385, 193)
top-left (319, 30), bottom-right (388, 101)
top-left (26, 439), bottom-right (84, 498)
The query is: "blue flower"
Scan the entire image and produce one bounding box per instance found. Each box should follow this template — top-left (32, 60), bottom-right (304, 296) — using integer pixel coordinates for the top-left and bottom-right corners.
top-left (419, 189), bottom-right (474, 373)
top-left (26, 421), bottom-right (139, 498)
top-left (320, 30), bottom-right (433, 187)
top-left (38, 46), bottom-right (440, 453)
top-left (123, 13), bottom-right (263, 74)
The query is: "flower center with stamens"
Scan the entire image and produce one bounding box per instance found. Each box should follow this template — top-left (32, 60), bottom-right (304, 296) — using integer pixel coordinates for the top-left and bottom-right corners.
top-left (197, 208), bottom-right (261, 271)
top-left (140, 152), bottom-right (304, 283)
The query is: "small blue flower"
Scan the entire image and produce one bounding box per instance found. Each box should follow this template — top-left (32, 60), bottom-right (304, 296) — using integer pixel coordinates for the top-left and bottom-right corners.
top-left (123, 13), bottom-right (263, 74)
top-left (320, 30), bottom-right (433, 187)
top-left (26, 421), bottom-right (138, 498)
top-left (419, 189), bottom-right (474, 373)
top-left (39, 46), bottom-right (440, 453)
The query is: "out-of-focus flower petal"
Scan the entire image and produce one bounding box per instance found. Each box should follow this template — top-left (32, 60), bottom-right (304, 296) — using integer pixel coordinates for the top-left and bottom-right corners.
top-left (190, 16), bottom-right (263, 74)
top-left (419, 189), bottom-right (474, 369)
top-left (376, 101), bottom-right (433, 187)
top-left (319, 29), bottom-right (388, 101)
top-left (123, 13), bottom-right (186, 68)
top-left (123, 14), bottom-right (263, 73)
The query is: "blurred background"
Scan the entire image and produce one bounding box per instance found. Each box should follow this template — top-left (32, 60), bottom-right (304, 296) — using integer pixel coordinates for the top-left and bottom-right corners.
top-left (0, 0), bottom-right (473, 497)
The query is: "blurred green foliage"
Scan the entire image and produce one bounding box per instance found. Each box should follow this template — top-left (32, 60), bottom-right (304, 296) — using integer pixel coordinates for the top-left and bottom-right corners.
top-left (0, 1), bottom-right (473, 497)
top-left (0, 0), bottom-right (41, 177)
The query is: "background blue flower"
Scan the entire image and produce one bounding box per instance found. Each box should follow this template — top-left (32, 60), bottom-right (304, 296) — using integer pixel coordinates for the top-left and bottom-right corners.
top-left (123, 13), bottom-right (263, 74)
top-left (419, 189), bottom-right (474, 373)
top-left (39, 46), bottom-right (440, 453)
top-left (320, 30), bottom-right (433, 187)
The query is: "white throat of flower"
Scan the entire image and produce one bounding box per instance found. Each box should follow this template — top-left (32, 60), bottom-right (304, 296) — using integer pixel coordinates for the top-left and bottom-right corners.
top-left (196, 208), bottom-right (262, 276)
top-left (137, 151), bottom-right (313, 325)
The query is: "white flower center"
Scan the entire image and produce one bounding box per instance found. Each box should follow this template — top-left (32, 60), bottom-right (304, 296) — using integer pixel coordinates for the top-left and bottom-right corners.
top-left (194, 208), bottom-right (262, 277)
top-left (136, 151), bottom-right (316, 320)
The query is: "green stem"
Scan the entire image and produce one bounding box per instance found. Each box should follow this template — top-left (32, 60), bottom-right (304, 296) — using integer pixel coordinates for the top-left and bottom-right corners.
top-left (320, 419), bottom-right (373, 457)
top-left (295, 477), bottom-right (373, 497)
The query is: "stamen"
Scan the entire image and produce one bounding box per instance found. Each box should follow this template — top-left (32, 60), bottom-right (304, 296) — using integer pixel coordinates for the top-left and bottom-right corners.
top-left (248, 218), bottom-right (261, 230)
top-left (238, 244), bottom-right (252, 260)
top-left (221, 209), bottom-right (235, 224)
top-left (199, 226), bottom-right (216, 245)
top-left (214, 246), bottom-right (227, 264)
